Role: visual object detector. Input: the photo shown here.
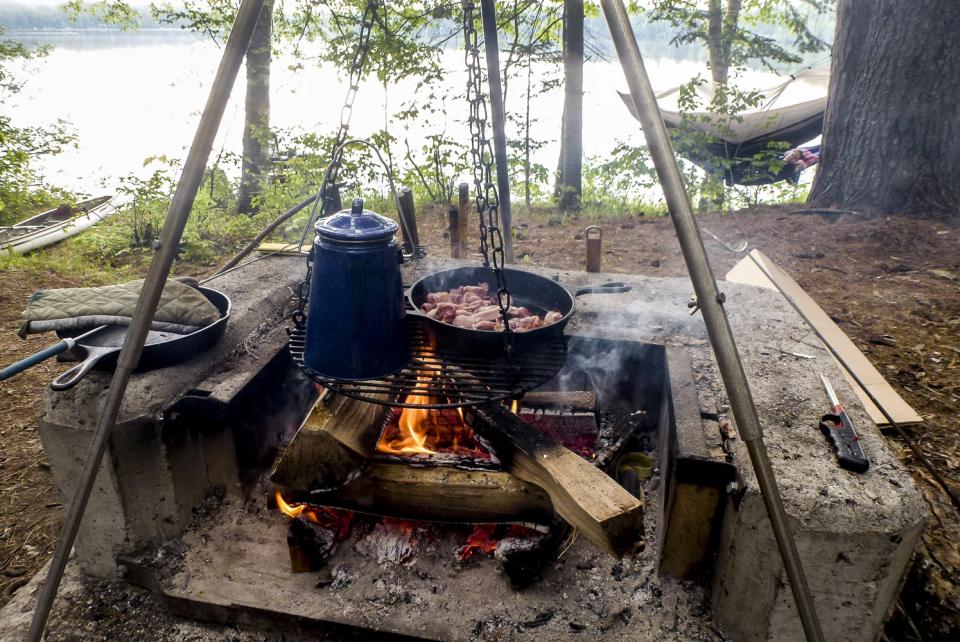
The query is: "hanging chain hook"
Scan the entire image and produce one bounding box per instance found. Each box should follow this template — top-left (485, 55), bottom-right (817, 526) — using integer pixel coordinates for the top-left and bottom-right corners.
top-left (292, 0), bottom-right (378, 331)
top-left (463, 1), bottom-right (514, 362)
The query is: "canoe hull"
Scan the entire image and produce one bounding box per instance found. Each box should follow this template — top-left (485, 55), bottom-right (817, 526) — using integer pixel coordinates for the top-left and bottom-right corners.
top-left (1, 196), bottom-right (120, 256)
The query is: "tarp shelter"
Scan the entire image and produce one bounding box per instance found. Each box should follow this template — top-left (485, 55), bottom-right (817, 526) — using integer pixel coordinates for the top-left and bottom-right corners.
top-left (619, 68), bottom-right (830, 185)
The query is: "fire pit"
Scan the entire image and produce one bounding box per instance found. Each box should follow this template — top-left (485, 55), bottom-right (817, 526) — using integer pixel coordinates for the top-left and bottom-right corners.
top-left (31, 255), bottom-right (926, 641)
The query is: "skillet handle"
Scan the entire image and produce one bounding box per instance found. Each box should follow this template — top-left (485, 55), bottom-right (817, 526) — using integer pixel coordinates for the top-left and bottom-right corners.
top-left (50, 351), bottom-right (110, 391)
top-left (574, 282), bottom-right (632, 296)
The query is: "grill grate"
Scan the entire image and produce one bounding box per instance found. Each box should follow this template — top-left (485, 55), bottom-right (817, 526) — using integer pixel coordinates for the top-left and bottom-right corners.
top-left (288, 318), bottom-right (566, 409)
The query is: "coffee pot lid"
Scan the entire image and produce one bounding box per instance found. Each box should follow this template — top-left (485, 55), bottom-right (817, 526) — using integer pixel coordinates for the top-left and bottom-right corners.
top-left (316, 197), bottom-right (398, 242)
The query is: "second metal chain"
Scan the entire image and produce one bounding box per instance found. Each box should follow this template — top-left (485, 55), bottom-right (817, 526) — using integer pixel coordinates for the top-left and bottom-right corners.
top-left (293, 0), bottom-right (378, 331)
top-left (463, 1), bottom-right (514, 358)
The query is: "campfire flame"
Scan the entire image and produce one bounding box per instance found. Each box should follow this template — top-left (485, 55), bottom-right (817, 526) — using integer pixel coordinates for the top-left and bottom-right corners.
top-left (276, 489), bottom-right (306, 518)
top-left (274, 490), bottom-right (354, 538)
top-left (376, 403), bottom-right (491, 458)
top-left (375, 340), bottom-right (493, 458)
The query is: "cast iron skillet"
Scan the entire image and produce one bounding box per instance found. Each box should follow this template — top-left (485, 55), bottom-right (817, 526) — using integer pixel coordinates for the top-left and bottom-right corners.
top-left (50, 286), bottom-right (231, 391)
top-left (407, 266), bottom-right (629, 354)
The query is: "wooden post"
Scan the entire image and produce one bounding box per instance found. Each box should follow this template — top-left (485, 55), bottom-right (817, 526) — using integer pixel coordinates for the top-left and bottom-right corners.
top-left (585, 225), bottom-right (602, 272)
top-left (458, 182), bottom-right (471, 258)
top-left (448, 206), bottom-right (461, 258)
top-left (397, 186), bottom-right (420, 251)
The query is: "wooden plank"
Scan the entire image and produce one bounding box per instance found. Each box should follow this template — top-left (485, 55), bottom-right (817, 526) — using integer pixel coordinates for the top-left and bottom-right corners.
top-left (724, 251), bottom-right (922, 426)
top-left (279, 462), bottom-right (553, 523)
top-left (465, 404), bottom-right (644, 558)
top-left (256, 241), bottom-right (310, 255)
top-left (271, 395), bottom-right (390, 492)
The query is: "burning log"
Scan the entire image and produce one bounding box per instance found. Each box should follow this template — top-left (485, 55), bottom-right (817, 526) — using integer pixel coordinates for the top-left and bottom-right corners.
top-left (517, 391), bottom-right (600, 459)
top-left (465, 403), bottom-right (644, 558)
top-left (278, 463), bottom-right (553, 524)
top-left (271, 395), bottom-right (390, 492)
top-left (520, 390), bottom-right (598, 415)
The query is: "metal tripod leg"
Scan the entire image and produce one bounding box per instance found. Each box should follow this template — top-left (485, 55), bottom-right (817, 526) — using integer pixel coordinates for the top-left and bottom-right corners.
top-left (597, 1), bottom-right (826, 640)
top-left (25, 1), bottom-right (268, 639)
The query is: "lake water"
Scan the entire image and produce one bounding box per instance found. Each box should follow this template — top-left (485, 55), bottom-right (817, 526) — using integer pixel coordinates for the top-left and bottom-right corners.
top-left (3, 29), bottom-right (818, 196)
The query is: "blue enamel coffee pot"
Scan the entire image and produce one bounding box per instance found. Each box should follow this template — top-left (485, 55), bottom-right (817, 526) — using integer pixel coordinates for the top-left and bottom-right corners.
top-left (303, 197), bottom-right (409, 380)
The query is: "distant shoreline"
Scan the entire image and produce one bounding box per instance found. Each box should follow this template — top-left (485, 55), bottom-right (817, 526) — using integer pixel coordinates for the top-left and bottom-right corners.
top-left (3, 27), bottom-right (190, 36)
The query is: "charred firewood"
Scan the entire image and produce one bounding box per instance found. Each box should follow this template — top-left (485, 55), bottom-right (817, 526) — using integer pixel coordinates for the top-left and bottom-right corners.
top-left (495, 519), bottom-right (573, 589)
top-left (287, 517), bottom-right (335, 573)
top-left (520, 391), bottom-right (598, 415)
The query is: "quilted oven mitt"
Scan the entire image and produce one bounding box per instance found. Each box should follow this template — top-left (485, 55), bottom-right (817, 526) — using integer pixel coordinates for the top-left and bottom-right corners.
top-left (19, 277), bottom-right (220, 337)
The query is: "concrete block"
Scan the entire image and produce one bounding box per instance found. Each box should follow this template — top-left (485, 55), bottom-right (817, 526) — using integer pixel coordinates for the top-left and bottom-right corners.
top-left (36, 257), bottom-right (307, 576)
top-left (657, 346), bottom-right (737, 580)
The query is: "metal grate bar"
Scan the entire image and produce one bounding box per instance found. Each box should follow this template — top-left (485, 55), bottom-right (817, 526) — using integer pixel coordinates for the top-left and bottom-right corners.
top-left (288, 318), bottom-right (566, 409)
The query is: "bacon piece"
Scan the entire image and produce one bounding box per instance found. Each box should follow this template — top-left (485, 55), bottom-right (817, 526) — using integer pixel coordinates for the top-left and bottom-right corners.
top-left (474, 306), bottom-right (502, 322)
top-left (544, 311), bottom-right (564, 324)
top-left (420, 283), bottom-right (564, 332)
top-left (462, 284), bottom-right (489, 295)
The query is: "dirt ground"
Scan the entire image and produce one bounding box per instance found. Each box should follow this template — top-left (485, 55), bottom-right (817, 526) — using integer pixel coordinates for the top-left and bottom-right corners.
top-left (0, 204), bottom-right (958, 639)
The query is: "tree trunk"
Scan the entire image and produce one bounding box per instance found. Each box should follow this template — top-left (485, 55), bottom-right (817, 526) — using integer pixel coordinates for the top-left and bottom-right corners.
top-left (705, 0), bottom-right (727, 85)
top-left (809, 0), bottom-right (960, 216)
top-left (556, 0), bottom-right (583, 212)
top-left (237, 0), bottom-right (273, 215)
top-left (706, 0), bottom-right (741, 86)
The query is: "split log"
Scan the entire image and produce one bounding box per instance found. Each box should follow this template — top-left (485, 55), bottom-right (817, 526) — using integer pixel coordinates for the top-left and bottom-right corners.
top-left (270, 394), bottom-right (389, 492)
top-left (465, 403), bottom-right (644, 557)
top-left (279, 462), bottom-right (553, 523)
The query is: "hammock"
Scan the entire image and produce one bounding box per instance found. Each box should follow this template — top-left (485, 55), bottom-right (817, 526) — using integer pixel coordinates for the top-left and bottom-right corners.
top-left (619, 68), bottom-right (830, 185)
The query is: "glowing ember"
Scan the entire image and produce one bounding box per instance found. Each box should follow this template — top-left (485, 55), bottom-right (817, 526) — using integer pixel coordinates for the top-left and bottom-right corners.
top-left (274, 490), bottom-right (354, 539)
top-left (457, 523), bottom-right (543, 561)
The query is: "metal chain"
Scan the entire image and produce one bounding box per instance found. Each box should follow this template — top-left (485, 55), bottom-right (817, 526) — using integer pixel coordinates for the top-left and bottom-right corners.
top-left (463, 1), bottom-right (514, 358)
top-left (293, 0), bottom-right (378, 331)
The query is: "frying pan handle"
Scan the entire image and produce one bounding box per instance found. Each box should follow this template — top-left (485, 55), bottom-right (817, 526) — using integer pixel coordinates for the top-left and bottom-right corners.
top-left (0, 340), bottom-right (72, 382)
top-left (573, 282), bottom-right (632, 296)
top-left (50, 351), bottom-right (109, 391)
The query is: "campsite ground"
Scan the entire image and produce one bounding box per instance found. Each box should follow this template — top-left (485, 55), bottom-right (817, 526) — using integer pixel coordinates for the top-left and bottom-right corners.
top-left (0, 205), bottom-right (957, 639)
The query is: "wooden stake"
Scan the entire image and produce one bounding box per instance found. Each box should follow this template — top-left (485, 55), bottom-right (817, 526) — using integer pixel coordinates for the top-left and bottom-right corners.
top-left (458, 182), bottom-right (471, 257)
top-left (465, 404), bottom-right (644, 557)
top-left (448, 205), bottom-right (461, 258)
top-left (397, 186), bottom-right (420, 251)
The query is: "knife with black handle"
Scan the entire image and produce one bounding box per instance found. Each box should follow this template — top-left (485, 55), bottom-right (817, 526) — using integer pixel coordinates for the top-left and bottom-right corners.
top-left (818, 375), bottom-right (870, 473)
